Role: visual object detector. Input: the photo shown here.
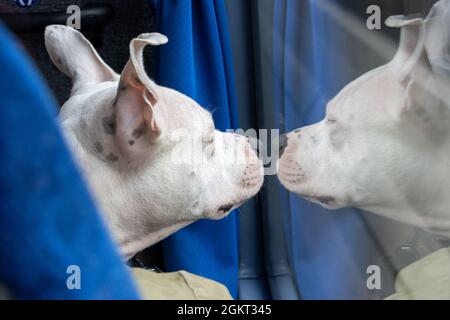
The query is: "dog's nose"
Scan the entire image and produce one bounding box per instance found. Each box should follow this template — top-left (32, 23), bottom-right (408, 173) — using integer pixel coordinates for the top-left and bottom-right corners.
top-left (278, 133), bottom-right (288, 158)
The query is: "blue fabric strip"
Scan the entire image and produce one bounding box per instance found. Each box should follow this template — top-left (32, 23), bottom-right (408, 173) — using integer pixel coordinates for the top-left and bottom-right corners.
top-left (153, 0), bottom-right (239, 297)
top-left (274, 0), bottom-right (376, 299)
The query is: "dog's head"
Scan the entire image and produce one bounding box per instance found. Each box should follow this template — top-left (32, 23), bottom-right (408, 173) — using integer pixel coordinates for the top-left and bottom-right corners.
top-left (277, 14), bottom-right (450, 223)
top-left (45, 25), bottom-right (263, 257)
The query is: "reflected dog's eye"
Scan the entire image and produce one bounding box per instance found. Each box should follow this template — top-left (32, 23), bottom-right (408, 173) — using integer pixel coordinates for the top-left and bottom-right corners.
top-left (327, 118), bottom-right (337, 125)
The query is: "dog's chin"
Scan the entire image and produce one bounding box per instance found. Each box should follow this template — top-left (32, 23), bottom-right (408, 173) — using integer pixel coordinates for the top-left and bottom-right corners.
top-left (207, 175), bottom-right (264, 220)
top-left (203, 162), bottom-right (263, 220)
top-left (288, 185), bottom-right (345, 209)
top-left (300, 194), bottom-right (341, 210)
top-left (212, 200), bottom-right (246, 219)
top-left (280, 177), bottom-right (348, 210)
top-left (277, 169), bottom-right (342, 210)
top-left (201, 200), bottom-right (243, 220)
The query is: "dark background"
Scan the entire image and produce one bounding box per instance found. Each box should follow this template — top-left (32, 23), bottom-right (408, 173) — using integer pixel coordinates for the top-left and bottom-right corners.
top-left (0, 0), bottom-right (157, 105)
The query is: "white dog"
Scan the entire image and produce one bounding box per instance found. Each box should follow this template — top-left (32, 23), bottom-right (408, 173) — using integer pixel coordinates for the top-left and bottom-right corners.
top-left (277, 0), bottom-right (450, 237)
top-left (44, 25), bottom-right (263, 259)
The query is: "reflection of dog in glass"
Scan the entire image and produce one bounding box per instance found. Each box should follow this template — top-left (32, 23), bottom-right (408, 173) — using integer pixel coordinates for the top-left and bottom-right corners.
top-left (278, 0), bottom-right (450, 237)
top-left (44, 25), bottom-right (263, 259)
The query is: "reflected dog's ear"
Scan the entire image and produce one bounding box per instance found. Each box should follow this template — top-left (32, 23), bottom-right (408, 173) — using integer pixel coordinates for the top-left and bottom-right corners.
top-left (386, 15), bottom-right (431, 84)
top-left (44, 25), bottom-right (119, 93)
top-left (425, 0), bottom-right (450, 67)
top-left (113, 33), bottom-right (168, 161)
top-left (387, 15), bottom-right (450, 132)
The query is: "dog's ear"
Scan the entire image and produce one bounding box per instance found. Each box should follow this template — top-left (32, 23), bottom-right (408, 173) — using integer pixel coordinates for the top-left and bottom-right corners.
top-left (44, 25), bottom-right (119, 93)
top-left (387, 15), bottom-right (450, 130)
top-left (113, 33), bottom-right (168, 160)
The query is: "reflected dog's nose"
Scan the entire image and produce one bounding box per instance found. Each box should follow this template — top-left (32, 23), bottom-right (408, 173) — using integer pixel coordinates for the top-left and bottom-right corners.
top-left (279, 133), bottom-right (288, 158)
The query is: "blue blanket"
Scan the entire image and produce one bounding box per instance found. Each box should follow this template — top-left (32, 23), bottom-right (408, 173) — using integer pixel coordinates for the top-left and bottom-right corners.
top-left (0, 23), bottom-right (138, 300)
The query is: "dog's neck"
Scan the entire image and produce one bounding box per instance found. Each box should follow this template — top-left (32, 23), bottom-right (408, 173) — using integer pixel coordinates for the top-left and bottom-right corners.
top-left (362, 146), bottom-right (450, 237)
top-left (78, 143), bottom-right (195, 259)
top-left (119, 220), bottom-right (194, 260)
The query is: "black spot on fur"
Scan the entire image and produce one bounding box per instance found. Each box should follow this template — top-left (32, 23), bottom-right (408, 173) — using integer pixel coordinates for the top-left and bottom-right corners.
top-left (132, 122), bottom-right (149, 139)
top-left (94, 142), bottom-right (103, 153)
top-left (105, 153), bottom-right (119, 162)
top-left (102, 114), bottom-right (116, 135)
top-left (128, 140), bottom-right (135, 146)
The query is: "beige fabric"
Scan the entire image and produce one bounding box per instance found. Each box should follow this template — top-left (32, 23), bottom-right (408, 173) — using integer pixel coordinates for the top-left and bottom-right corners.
top-left (131, 268), bottom-right (233, 300)
top-left (386, 247), bottom-right (450, 300)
